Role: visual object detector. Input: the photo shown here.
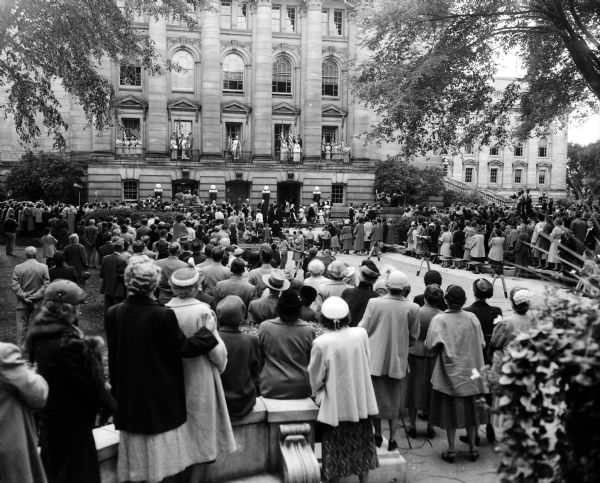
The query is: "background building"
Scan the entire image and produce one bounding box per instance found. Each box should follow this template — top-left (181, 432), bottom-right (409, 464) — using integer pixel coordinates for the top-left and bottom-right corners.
top-left (0, 0), bottom-right (567, 206)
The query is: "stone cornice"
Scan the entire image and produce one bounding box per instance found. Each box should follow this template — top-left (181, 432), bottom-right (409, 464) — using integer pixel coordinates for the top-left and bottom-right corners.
top-left (299, 0), bottom-right (323, 11)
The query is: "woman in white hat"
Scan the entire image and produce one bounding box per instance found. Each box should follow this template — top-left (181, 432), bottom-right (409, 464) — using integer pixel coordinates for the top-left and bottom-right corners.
top-left (309, 297), bottom-right (379, 482)
top-left (166, 268), bottom-right (236, 478)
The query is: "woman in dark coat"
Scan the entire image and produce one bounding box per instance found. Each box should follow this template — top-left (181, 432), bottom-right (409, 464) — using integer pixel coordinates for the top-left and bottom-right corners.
top-left (451, 224), bottom-right (465, 258)
top-left (105, 259), bottom-right (219, 483)
top-left (27, 280), bottom-right (115, 483)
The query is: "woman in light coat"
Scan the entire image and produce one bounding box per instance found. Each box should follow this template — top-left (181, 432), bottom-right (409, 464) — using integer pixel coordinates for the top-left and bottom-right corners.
top-left (469, 228), bottom-right (486, 263)
top-left (548, 217), bottom-right (566, 271)
top-left (309, 297), bottom-right (379, 482)
top-left (0, 342), bottom-right (49, 483)
top-left (353, 218), bottom-right (365, 254)
top-left (166, 268), bottom-right (235, 479)
top-left (487, 229), bottom-right (505, 270)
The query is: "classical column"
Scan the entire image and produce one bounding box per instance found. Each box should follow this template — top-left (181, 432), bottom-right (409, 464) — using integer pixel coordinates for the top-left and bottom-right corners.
top-left (147, 16), bottom-right (168, 155)
top-left (301, 0), bottom-right (322, 161)
top-left (347, 10), bottom-right (370, 161)
top-left (251, 0), bottom-right (273, 158)
top-left (201, 0), bottom-right (222, 156)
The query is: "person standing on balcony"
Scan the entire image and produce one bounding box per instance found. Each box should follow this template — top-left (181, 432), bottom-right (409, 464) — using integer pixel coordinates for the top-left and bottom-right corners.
top-left (293, 138), bottom-right (302, 163)
top-left (231, 135), bottom-right (240, 159)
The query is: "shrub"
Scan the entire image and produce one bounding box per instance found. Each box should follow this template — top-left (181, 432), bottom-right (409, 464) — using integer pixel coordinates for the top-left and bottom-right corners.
top-left (496, 290), bottom-right (600, 483)
top-left (81, 209), bottom-right (181, 226)
top-left (443, 189), bottom-right (485, 207)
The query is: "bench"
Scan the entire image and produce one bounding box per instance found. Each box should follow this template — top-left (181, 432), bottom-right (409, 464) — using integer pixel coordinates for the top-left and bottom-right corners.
top-left (467, 261), bottom-right (483, 273)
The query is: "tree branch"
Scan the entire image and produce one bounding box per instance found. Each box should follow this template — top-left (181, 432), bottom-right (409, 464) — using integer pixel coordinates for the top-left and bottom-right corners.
top-left (566, 0), bottom-right (600, 50)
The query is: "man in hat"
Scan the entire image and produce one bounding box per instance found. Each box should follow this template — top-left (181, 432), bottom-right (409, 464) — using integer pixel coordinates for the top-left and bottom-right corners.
top-left (341, 262), bottom-right (380, 326)
top-left (12, 246), bottom-right (50, 346)
top-left (214, 258), bottom-right (255, 309)
top-left (314, 260), bottom-right (352, 317)
top-left (247, 271), bottom-right (290, 325)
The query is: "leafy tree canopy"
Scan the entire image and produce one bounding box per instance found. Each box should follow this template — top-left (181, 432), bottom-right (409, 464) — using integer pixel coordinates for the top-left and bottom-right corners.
top-left (353, 0), bottom-right (600, 156)
top-left (5, 151), bottom-right (86, 203)
top-left (0, 0), bottom-right (207, 149)
top-left (567, 141), bottom-right (600, 200)
top-left (374, 157), bottom-right (444, 205)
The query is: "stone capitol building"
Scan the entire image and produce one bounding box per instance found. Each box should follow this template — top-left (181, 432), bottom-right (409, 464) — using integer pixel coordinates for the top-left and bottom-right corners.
top-left (0, 0), bottom-right (567, 206)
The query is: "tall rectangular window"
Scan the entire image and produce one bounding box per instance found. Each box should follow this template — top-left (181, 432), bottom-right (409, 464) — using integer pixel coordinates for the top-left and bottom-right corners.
top-left (284, 7), bottom-right (296, 32)
top-left (220, 0), bottom-right (232, 29)
top-left (322, 9), bottom-right (328, 35)
top-left (490, 167), bottom-right (498, 184)
top-left (123, 180), bottom-right (139, 201)
top-left (331, 183), bottom-right (345, 204)
top-left (225, 122), bottom-right (242, 142)
top-left (538, 138), bottom-right (548, 157)
top-left (539, 170), bottom-right (547, 185)
top-left (333, 10), bottom-right (343, 36)
top-left (322, 126), bottom-right (338, 143)
top-left (272, 5), bottom-right (281, 32)
top-left (464, 144), bottom-right (473, 155)
top-left (465, 167), bottom-right (473, 183)
top-left (119, 65), bottom-right (142, 86)
top-left (514, 143), bottom-right (524, 157)
top-left (514, 168), bottom-right (522, 184)
top-left (489, 146), bottom-right (499, 156)
top-left (236, 3), bottom-right (247, 29)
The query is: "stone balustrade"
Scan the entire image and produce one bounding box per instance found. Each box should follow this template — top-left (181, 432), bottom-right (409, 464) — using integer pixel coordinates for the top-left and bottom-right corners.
top-left (94, 397), bottom-right (407, 482)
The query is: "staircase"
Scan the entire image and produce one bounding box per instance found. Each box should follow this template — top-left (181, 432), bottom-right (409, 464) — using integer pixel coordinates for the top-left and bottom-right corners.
top-left (443, 178), bottom-right (513, 207)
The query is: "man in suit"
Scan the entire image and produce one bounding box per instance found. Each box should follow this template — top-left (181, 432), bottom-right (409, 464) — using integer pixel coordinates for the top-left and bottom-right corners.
top-left (214, 258), bottom-right (255, 308)
top-left (154, 242), bottom-right (189, 304)
top-left (247, 271), bottom-right (289, 325)
top-left (100, 239), bottom-right (128, 312)
top-left (12, 246), bottom-right (50, 346)
top-left (63, 233), bottom-right (88, 287)
top-left (82, 219), bottom-right (98, 268)
top-left (247, 249), bottom-right (274, 298)
top-left (197, 246), bottom-right (231, 297)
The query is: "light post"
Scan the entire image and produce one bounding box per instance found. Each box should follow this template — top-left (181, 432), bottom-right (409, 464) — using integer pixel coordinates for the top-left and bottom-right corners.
top-left (73, 183), bottom-right (83, 207)
top-left (313, 186), bottom-right (321, 203)
top-left (154, 183), bottom-right (163, 200)
top-left (209, 184), bottom-right (218, 202)
top-left (262, 185), bottom-right (270, 204)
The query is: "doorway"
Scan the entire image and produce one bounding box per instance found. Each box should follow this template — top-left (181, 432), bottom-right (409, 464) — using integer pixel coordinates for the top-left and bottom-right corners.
top-left (172, 179), bottom-right (199, 197)
top-left (277, 181), bottom-right (302, 209)
top-left (225, 180), bottom-right (251, 208)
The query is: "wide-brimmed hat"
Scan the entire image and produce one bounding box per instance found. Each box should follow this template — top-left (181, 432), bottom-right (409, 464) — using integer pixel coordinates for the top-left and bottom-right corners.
top-left (170, 267), bottom-right (200, 288)
top-left (262, 271), bottom-right (291, 291)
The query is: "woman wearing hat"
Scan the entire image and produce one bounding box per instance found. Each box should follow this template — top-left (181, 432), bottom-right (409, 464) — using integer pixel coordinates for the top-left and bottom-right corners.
top-left (309, 297), bottom-right (379, 482)
top-left (166, 268), bottom-right (236, 477)
top-left (425, 285), bottom-right (486, 463)
top-left (105, 260), bottom-right (220, 483)
top-left (27, 280), bottom-right (115, 483)
top-left (353, 218), bottom-right (365, 255)
top-left (359, 271), bottom-right (420, 451)
top-left (258, 290), bottom-right (316, 399)
top-left (488, 287), bottom-right (534, 386)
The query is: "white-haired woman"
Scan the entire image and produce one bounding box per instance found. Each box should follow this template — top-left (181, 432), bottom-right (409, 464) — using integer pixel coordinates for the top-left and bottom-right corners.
top-left (166, 268), bottom-right (235, 479)
top-left (105, 260), bottom-right (220, 483)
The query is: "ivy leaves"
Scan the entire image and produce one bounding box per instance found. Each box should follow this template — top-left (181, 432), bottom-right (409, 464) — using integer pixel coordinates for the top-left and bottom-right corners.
top-left (497, 290), bottom-right (600, 483)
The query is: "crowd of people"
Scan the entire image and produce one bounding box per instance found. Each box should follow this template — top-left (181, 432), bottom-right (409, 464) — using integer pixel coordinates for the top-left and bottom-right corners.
top-left (1, 192), bottom-right (599, 482)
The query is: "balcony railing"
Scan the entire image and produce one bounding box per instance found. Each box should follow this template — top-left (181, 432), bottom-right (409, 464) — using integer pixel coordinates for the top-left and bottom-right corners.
top-left (223, 150), bottom-right (252, 163)
top-left (273, 149), bottom-right (303, 164)
top-left (321, 152), bottom-right (351, 163)
top-left (171, 148), bottom-right (199, 162)
top-left (115, 145), bottom-right (145, 158)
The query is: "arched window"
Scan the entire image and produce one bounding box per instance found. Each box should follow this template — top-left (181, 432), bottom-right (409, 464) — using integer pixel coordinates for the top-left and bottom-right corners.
top-left (272, 56), bottom-right (292, 94)
top-left (322, 58), bottom-right (339, 97)
top-left (223, 54), bottom-right (244, 93)
top-left (171, 50), bottom-right (194, 91)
